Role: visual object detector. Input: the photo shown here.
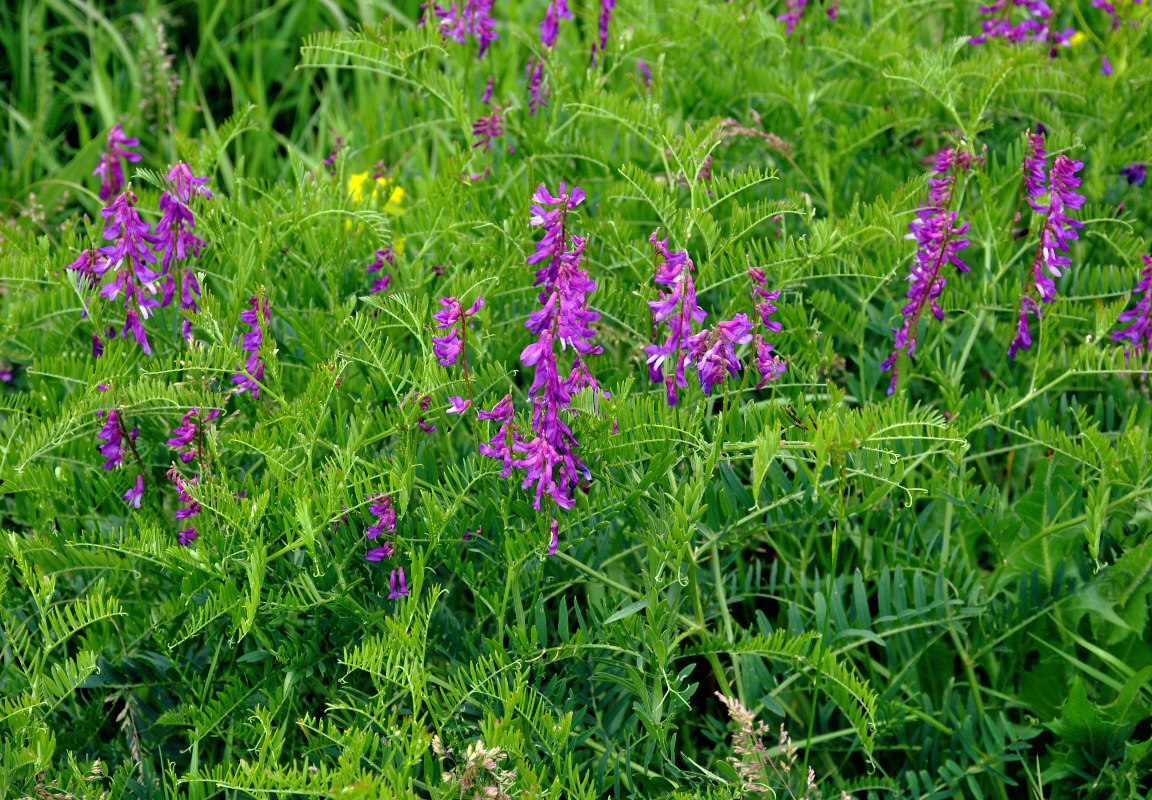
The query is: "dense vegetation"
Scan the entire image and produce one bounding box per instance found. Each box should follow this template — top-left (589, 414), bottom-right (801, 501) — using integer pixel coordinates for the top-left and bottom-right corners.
top-left (3, 1), bottom-right (1152, 798)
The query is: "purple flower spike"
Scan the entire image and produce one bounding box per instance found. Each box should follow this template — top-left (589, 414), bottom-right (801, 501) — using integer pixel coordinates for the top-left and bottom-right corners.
top-left (540, 0), bottom-right (572, 47)
top-left (481, 75), bottom-right (494, 104)
top-left (777, 0), bottom-right (808, 34)
top-left (636, 60), bottom-right (652, 88)
top-left (525, 57), bottom-right (549, 116)
top-left (645, 232), bottom-right (706, 405)
top-left (472, 107), bottom-right (504, 151)
top-left (387, 566), bottom-right (410, 599)
top-left (366, 544), bottom-right (395, 562)
top-left (95, 409), bottom-right (130, 469)
top-left (969, 0), bottom-right (1076, 59)
top-left (167, 408), bottom-right (220, 463)
top-left (1022, 131), bottom-right (1048, 210)
top-left (1121, 163), bottom-right (1146, 187)
top-left (366, 493), bottom-right (397, 540)
top-left (427, 0), bottom-right (498, 59)
top-left (684, 314), bottom-right (754, 395)
top-left (478, 394), bottom-right (520, 477)
top-left (1101, 55), bottom-right (1113, 75)
top-left (231, 296), bottom-right (270, 397)
top-left (880, 151), bottom-right (971, 393)
top-left (431, 295), bottom-right (484, 366)
top-left (92, 124), bottom-right (141, 202)
top-left (123, 474), bottom-right (145, 509)
top-left (1111, 254), bottom-right (1152, 360)
top-left (168, 468), bottom-right (202, 545)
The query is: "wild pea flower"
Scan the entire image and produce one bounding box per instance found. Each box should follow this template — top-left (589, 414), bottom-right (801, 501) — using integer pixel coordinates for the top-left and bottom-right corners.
top-left (879, 151), bottom-right (972, 393)
top-left (969, 0), bottom-right (1075, 57)
top-left (401, 393), bottom-right (438, 433)
top-left (478, 393), bottom-right (519, 477)
top-left (1092, 0), bottom-right (1119, 31)
top-left (481, 75), bottom-right (494, 103)
top-left (1101, 55), bottom-right (1113, 75)
top-left (748, 267), bottom-right (786, 387)
top-left (446, 396), bottom-right (471, 414)
top-left (472, 107), bottom-right (504, 151)
top-left (517, 183), bottom-right (599, 511)
top-left (366, 542), bottom-right (395, 562)
top-left (96, 409), bottom-right (136, 469)
top-left (424, 0), bottom-right (498, 59)
top-left (387, 566), bottom-right (410, 599)
top-left (1008, 152), bottom-right (1084, 358)
top-left (231, 296), bottom-right (270, 398)
top-left (323, 133), bottom-right (345, 176)
top-left (167, 468), bottom-right (200, 545)
top-left (122, 474), bottom-right (145, 509)
top-left (525, 57), bottom-right (549, 116)
top-left (777, 0), bottom-right (808, 34)
top-left (66, 249), bottom-right (111, 292)
top-left (540, 0), bottom-right (572, 47)
top-left (684, 314), bottom-right (754, 395)
top-left (636, 60), bottom-right (652, 89)
top-left (527, 182), bottom-right (585, 292)
top-left (167, 408), bottom-right (220, 463)
top-left (99, 190), bottom-right (163, 355)
top-left (368, 248), bottom-right (393, 294)
top-left (92, 124), bottom-right (142, 202)
top-left (591, 0), bottom-right (616, 63)
top-left (155, 163), bottom-right (211, 340)
top-left (645, 232), bottom-right (706, 405)
top-left (1112, 254), bottom-right (1152, 360)
top-left (366, 493), bottom-right (397, 540)
top-left (547, 518), bottom-right (559, 556)
top-left (827, 0), bottom-right (839, 19)
top-left (432, 296), bottom-right (485, 369)
top-left (1121, 163), bottom-right (1146, 187)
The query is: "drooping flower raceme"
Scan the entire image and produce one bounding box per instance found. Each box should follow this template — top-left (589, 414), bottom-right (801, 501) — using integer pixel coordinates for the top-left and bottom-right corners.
top-left (366, 493), bottom-right (397, 541)
top-left (879, 150), bottom-right (972, 394)
top-left (1008, 146), bottom-right (1085, 359)
top-left (777, 0), bottom-right (808, 34)
top-left (969, 0), bottom-right (1076, 57)
top-left (368, 248), bottom-right (394, 294)
top-left (167, 468), bottom-right (201, 545)
top-left (167, 407), bottom-right (220, 463)
top-left (95, 409), bottom-right (136, 470)
top-left (1112, 254), bottom-right (1152, 360)
top-left (92, 124), bottom-right (142, 202)
top-left (540, 0), bottom-right (571, 47)
top-left (525, 57), bottom-right (549, 116)
top-left (478, 393), bottom-right (519, 477)
top-left (231, 296), bottom-right (270, 398)
top-left (432, 296), bottom-right (485, 367)
top-left (516, 183), bottom-right (600, 512)
top-left (644, 232), bottom-right (706, 405)
top-left (426, 0), bottom-right (498, 59)
top-left (748, 267), bottom-right (786, 388)
top-left (387, 566), bottom-right (410, 599)
top-left (591, 0), bottom-right (616, 62)
top-left (98, 190), bottom-right (163, 355)
top-left (472, 107), bottom-right (504, 151)
top-left (684, 314), bottom-right (754, 396)
top-left (155, 163), bottom-right (211, 340)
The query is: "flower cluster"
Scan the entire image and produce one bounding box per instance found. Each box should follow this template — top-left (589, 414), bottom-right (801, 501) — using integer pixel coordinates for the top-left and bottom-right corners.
top-left (685, 315), bottom-right (754, 396)
top-left (879, 149), bottom-right (972, 393)
top-left (167, 469), bottom-right (201, 545)
top-left (1121, 163), bottom-right (1145, 187)
top-left (167, 407), bottom-right (220, 463)
top-left (591, 0), bottom-right (616, 63)
top-left (1112, 254), bottom-right (1152, 360)
top-left (368, 248), bottom-right (393, 294)
top-left (432, 296), bottom-right (485, 367)
top-left (525, 56), bottom-right (549, 116)
top-left (748, 267), bottom-right (787, 387)
top-left (540, 0), bottom-right (571, 48)
top-left (156, 163), bottom-right (211, 340)
top-left (472, 106), bottom-right (504, 152)
top-left (478, 393), bottom-right (518, 477)
top-left (98, 190), bottom-right (163, 355)
top-left (323, 133), bottom-right (346, 176)
top-left (516, 183), bottom-right (600, 513)
top-left (92, 124), bottom-right (142, 202)
top-left (232, 296), bottom-right (270, 397)
top-left (777, 0), bottom-right (808, 34)
top-left (95, 409), bottom-right (135, 470)
top-left (645, 233), bottom-right (706, 405)
top-left (424, 0), bottom-right (497, 59)
top-left (1008, 136), bottom-right (1084, 359)
top-left (969, 1), bottom-right (1075, 57)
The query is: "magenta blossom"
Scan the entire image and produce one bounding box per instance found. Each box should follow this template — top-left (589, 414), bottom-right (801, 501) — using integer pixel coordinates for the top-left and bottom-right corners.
top-left (644, 232), bottom-right (706, 405)
top-left (387, 566), bottom-right (410, 599)
top-left (478, 393), bottom-right (520, 477)
top-left (366, 493), bottom-right (397, 540)
top-left (123, 474), bottom-right (145, 509)
top-left (426, 0), bottom-right (498, 59)
top-left (1111, 254), bottom-right (1152, 360)
top-left (525, 57), bottom-right (549, 116)
top-left (167, 408), bottom-right (221, 462)
top-left (231, 296), bottom-right (270, 397)
top-left (540, 0), bottom-right (572, 47)
top-left (98, 190), bottom-right (163, 355)
top-left (685, 314), bottom-right (754, 396)
top-left (446, 396), bottom-right (471, 414)
top-left (92, 124), bottom-right (141, 202)
top-left (431, 296), bottom-right (484, 366)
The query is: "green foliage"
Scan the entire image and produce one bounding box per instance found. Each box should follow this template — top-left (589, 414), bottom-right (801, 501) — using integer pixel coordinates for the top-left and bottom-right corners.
top-left (3, 1), bottom-right (1152, 799)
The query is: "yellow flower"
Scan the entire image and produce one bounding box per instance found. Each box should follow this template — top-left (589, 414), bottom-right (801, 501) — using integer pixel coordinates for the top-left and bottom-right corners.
top-left (384, 185), bottom-right (405, 216)
top-left (1068, 31), bottom-right (1086, 47)
top-left (348, 171), bottom-right (372, 203)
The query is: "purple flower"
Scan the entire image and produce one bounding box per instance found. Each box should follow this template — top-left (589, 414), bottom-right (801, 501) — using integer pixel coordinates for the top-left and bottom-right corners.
top-left (231, 296), bottom-right (270, 397)
top-left (387, 566), bottom-right (410, 599)
top-left (478, 394), bottom-right (520, 477)
top-left (368, 248), bottom-right (394, 294)
top-left (366, 543), bottom-right (395, 562)
top-left (95, 409), bottom-right (130, 469)
top-left (1111, 254), bottom-right (1152, 359)
top-left (644, 232), bottom-right (707, 405)
top-left (92, 124), bottom-right (141, 202)
top-left (446, 396), bottom-right (471, 414)
top-left (168, 467), bottom-right (201, 544)
top-left (427, 0), bottom-right (498, 59)
top-left (685, 314), bottom-right (754, 395)
top-left (752, 335), bottom-right (786, 387)
top-left (591, 0), bottom-right (616, 60)
top-left (1093, 0), bottom-right (1119, 30)
top-left (547, 518), bottom-right (559, 556)
top-left (1121, 163), bottom-right (1146, 187)
top-left (98, 190), bottom-right (163, 355)
top-left (167, 163), bottom-right (213, 203)
top-left (969, 0), bottom-right (1076, 58)
top-left (66, 249), bottom-right (111, 292)
top-left (827, 0), bottom-right (839, 19)
top-left (636, 60), bottom-right (652, 88)
top-left (167, 408), bottom-right (220, 462)
top-left (525, 57), bottom-right (549, 116)
top-left (154, 175), bottom-right (206, 273)
top-left (472, 108), bottom-right (504, 151)
top-left (1101, 55), bottom-right (1113, 75)
top-left (1022, 131), bottom-right (1047, 210)
top-left (122, 473), bottom-right (145, 509)
top-left (323, 134), bottom-right (346, 175)
top-left (481, 75), bottom-right (494, 103)
top-left (93, 333), bottom-right (105, 358)
top-left (431, 296), bottom-right (484, 366)
top-left (366, 493), bottom-right (397, 540)
top-left (540, 0), bottom-right (572, 47)
top-left (1007, 151), bottom-right (1084, 358)
top-left (777, 0), bottom-right (808, 34)
top-left (528, 182), bottom-right (585, 292)
top-left (879, 153), bottom-right (971, 393)
top-left (463, 525), bottom-right (480, 541)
